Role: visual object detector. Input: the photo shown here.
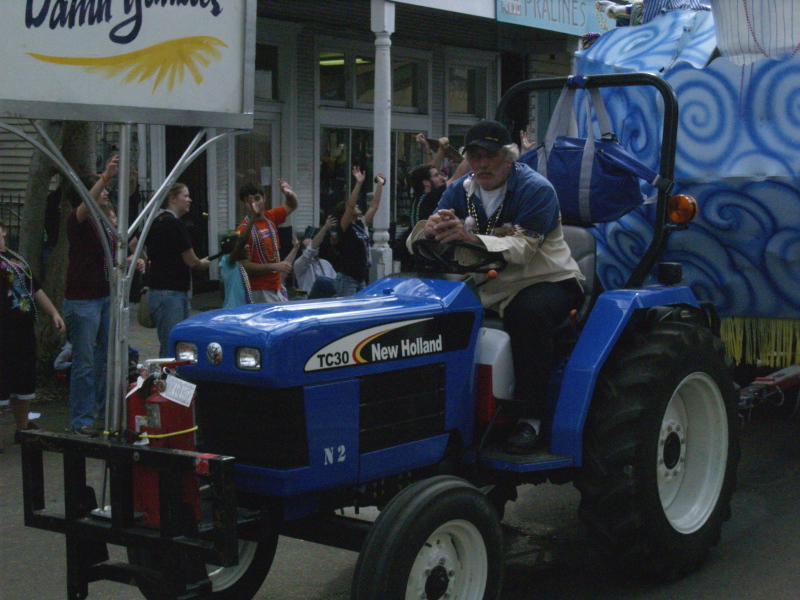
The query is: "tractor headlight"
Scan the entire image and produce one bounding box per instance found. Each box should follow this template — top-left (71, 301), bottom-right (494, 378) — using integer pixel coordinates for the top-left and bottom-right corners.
top-left (236, 347), bottom-right (261, 371)
top-left (175, 342), bottom-right (198, 362)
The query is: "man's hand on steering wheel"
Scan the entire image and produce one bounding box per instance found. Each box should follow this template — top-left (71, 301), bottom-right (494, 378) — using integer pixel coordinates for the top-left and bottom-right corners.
top-left (424, 209), bottom-right (481, 246)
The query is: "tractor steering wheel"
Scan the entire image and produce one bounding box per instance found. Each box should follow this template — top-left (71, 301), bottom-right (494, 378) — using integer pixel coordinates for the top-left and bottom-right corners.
top-left (412, 238), bottom-right (506, 274)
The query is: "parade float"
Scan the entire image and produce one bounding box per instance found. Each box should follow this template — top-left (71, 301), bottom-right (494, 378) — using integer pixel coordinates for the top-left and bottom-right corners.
top-left (579, 0), bottom-right (800, 371)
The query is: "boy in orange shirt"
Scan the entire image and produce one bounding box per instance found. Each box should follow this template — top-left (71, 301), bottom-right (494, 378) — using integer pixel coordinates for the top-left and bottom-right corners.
top-left (236, 179), bottom-right (298, 303)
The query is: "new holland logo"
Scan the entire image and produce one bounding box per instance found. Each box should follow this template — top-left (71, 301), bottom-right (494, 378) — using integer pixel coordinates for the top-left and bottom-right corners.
top-left (206, 342), bottom-right (223, 365)
top-left (303, 313), bottom-right (475, 373)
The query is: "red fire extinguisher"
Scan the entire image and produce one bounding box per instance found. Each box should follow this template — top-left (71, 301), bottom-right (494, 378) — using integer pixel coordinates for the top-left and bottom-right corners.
top-left (127, 360), bottom-right (200, 526)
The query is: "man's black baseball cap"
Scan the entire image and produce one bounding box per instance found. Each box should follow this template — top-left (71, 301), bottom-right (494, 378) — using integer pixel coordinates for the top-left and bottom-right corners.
top-left (464, 120), bottom-right (513, 152)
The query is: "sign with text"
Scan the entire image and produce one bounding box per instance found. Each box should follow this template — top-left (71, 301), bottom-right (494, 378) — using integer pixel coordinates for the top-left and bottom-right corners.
top-left (0, 0), bottom-right (255, 127)
top-left (497, 0), bottom-right (606, 37)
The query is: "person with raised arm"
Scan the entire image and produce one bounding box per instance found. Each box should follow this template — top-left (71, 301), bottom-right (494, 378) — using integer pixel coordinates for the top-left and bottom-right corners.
top-left (331, 167), bottom-right (385, 296)
top-left (236, 179), bottom-right (298, 303)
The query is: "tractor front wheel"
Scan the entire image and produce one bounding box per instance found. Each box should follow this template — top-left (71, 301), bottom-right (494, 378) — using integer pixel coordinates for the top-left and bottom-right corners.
top-left (129, 518), bottom-right (277, 600)
top-left (351, 475), bottom-right (504, 600)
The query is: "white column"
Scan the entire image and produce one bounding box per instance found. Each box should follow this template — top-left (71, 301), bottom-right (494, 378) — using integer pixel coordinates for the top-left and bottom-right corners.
top-left (150, 125), bottom-right (167, 191)
top-left (137, 124), bottom-right (148, 192)
top-left (370, 0), bottom-right (395, 281)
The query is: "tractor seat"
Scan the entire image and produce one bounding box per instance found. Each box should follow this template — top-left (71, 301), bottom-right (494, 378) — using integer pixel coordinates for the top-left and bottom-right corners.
top-left (482, 224), bottom-right (600, 330)
top-left (562, 224), bottom-right (600, 323)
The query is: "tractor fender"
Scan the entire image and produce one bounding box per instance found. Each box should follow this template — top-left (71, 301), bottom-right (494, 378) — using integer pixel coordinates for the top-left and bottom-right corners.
top-left (550, 285), bottom-right (700, 461)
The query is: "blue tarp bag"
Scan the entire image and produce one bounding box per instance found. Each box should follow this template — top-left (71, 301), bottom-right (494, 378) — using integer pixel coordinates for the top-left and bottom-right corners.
top-left (519, 79), bottom-right (666, 225)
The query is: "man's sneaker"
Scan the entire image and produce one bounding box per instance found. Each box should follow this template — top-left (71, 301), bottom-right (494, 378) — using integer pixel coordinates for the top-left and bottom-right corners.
top-left (503, 421), bottom-right (540, 455)
top-left (72, 424), bottom-right (101, 437)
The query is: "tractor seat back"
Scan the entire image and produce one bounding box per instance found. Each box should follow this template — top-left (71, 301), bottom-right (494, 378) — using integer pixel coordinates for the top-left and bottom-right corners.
top-left (482, 224), bottom-right (600, 330)
top-left (562, 224), bottom-right (600, 323)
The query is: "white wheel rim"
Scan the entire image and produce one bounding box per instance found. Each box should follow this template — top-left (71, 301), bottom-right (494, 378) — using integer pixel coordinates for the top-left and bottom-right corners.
top-left (207, 539), bottom-right (258, 592)
top-left (658, 371), bottom-right (728, 534)
top-left (405, 519), bottom-right (488, 600)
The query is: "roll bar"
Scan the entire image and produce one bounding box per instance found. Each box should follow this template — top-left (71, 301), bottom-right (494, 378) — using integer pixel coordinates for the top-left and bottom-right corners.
top-left (495, 72), bottom-right (679, 289)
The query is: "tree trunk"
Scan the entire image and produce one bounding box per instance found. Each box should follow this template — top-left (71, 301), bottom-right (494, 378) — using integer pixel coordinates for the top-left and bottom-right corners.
top-left (19, 121), bottom-right (61, 281)
top-left (36, 121), bottom-right (98, 369)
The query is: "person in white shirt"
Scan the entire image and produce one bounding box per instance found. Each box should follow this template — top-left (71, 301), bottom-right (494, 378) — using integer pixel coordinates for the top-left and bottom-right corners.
top-left (294, 215), bottom-right (338, 298)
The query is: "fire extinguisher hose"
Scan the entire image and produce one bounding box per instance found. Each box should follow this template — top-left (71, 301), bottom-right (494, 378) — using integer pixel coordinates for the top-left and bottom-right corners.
top-left (140, 425), bottom-right (199, 439)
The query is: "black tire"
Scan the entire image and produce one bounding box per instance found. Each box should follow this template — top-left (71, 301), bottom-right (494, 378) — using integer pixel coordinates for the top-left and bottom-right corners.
top-left (575, 317), bottom-right (740, 579)
top-left (129, 520), bottom-right (277, 600)
top-left (351, 475), bottom-right (504, 600)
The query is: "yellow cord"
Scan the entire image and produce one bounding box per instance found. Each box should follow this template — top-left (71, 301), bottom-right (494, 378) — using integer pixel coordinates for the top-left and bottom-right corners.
top-left (139, 426), bottom-right (199, 440)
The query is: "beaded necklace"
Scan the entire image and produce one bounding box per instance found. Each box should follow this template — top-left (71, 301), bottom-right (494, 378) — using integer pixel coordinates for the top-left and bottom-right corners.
top-left (465, 181), bottom-right (506, 236)
top-left (237, 262), bottom-right (253, 304)
top-left (0, 248), bottom-right (37, 321)
top-left (410, 193), bottom-right (428, 225)
top-left (246, 214), bottom-right (280, 264)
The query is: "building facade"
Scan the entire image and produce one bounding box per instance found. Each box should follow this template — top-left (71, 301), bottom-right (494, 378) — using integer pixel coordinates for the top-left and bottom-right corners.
top-left (2, 0), bottom-right (607, 282)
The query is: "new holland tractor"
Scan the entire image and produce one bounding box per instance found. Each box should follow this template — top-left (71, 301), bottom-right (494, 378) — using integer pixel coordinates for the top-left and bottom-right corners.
top-left (21, 72), bottom-right (740, 600)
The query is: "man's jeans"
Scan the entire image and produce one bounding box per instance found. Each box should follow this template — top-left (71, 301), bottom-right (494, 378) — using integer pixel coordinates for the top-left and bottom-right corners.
top-left (148, 289), bottom-right (190, 358)
top-left (63, 297), bottom-right (110, 430)
top-left (334, 273), bottom-right (365, 297)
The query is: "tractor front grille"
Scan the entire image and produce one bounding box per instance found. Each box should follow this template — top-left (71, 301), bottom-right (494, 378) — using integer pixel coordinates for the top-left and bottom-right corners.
top-left (359, 363), bottom-right (447, 454)
top-left (195, 382), bottom-right (308, 469)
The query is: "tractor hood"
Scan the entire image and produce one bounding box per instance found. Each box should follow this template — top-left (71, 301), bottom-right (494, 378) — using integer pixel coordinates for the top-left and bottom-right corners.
top-left (171, 276), bottom-right (483, 388)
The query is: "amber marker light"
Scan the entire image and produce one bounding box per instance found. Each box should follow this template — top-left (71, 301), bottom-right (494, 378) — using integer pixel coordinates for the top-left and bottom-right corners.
top-left (667, 194), bottom-right (698, 224)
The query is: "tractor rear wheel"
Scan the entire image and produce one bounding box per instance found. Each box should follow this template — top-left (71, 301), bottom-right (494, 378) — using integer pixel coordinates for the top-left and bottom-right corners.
top-left (351, 475), bottom-right (504, 600)
top-left (576, 317), bottom-right (739, 579)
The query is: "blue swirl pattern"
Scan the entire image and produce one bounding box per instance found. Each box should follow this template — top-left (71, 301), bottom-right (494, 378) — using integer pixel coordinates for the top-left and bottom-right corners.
top-left (576, 9), bottom-right (716, 72)
top-left (575, 10), bottom-right (800, 319)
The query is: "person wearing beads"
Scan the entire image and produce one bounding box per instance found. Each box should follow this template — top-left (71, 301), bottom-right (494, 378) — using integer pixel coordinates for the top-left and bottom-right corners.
top-left (61, 156), bottom-right (125, 437)
top-left (330, 166), bottom-right (385, 296)
top-left (408, 120), bottom-right (585, 454)
top-left (0, 219), bottom-right (65, 447)
top-left (236, 179), bottom-right (298, 303)
top-left (145, 183), bottom-right (210, 358)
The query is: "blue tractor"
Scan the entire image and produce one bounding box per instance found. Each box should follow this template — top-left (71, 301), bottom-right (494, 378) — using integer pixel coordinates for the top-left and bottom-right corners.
top-left (21, 73), bottom-right (740, 600)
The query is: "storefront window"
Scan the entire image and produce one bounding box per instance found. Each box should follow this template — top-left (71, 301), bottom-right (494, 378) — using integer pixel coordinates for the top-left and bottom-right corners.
top-left (235, 122), bottom-right (274, 218)
top-left (319, 51), bottom-right (346, 103)
top-left (320, 128), bottom-right (348, 219)
top-left (449, 66), bottom-right (486, 116)
top-left (319, 128), bottom-right (374, 219)
top-left (320, 128), bottom-right (425, 232)
top-left (255, 44), bottom-right (279, 100)
top-left (321, 49), bottom-right (427, 112)
top-left (394, 131), bottom-right (421, 229)
top-left (356, 58), bottom-right (422, 109)
top-left (393, 60), bottom-right (420, 109)
top-left (446, 126), bottom-right (469, 156)
top-left (356, 56), bottom-right (375, 104)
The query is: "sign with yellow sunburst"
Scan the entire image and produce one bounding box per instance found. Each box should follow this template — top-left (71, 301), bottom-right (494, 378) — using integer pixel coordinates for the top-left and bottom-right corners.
top-left (0, 0), bottom-right (255, 128)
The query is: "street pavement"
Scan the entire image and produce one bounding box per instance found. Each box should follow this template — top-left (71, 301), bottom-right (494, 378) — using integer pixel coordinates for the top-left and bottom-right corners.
top-left (3, 299), bottom-right (800, 599)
